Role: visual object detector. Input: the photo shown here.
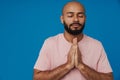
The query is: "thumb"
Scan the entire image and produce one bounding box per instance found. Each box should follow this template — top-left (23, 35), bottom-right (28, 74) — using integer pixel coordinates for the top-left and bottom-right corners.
top-left (73, 38), bottom-right (77, 45)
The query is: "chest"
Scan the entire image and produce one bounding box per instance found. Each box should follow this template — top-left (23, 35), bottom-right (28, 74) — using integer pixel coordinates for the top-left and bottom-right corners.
top-left (49, 43), bottom-right (100, 70)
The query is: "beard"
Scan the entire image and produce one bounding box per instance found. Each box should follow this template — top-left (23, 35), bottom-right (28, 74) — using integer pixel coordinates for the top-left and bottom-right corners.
top-left (63, 21), bottom-right (85, 35)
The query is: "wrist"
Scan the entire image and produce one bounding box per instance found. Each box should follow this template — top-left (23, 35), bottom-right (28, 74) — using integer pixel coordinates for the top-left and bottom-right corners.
top-left (66, 62), bottom-right (74, 70)
top-left (77, 62), bottom-right (85, 70)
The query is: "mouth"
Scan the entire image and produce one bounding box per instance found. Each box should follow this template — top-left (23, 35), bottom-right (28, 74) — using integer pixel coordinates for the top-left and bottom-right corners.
top-left (69, 23), bottom-right (82, 30)
top-left (70, 23), bottom-right (82, 28)
top-left (72, 24), bottom-right (80, 28)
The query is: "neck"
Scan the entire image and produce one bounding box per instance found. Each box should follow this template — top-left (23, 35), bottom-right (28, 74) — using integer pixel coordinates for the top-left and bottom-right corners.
top-left (64, 31), bottom-right (83, 43)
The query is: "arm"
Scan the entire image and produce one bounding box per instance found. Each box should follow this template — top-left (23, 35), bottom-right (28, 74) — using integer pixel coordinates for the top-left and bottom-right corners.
top-left (74, 43), bottom-right (113, 80)
top-left (33, 44), bottom-right (76, 80)
top-left (73, 38), bottom-right (113, 80)
top-left (77, 62), bottom-right (113, 80)
top-left (33, 63), bottom-right (72, 80)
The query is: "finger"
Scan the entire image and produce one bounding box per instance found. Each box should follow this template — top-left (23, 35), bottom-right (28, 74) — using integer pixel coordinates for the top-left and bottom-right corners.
top-left (74, 51), bottom-right (77, 60)
top-left (74, 51), bottom-right (78, 66)
top-left (73, 38), bottom-right (77, 45)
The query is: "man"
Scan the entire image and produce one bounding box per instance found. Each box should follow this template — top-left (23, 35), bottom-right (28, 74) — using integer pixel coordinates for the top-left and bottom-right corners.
top-left (33, 1), bottom-right (113, 80)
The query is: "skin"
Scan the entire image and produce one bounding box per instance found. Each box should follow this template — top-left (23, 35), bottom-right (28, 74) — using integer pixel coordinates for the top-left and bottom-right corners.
top-left (33, 1), bottom-right (114, 80)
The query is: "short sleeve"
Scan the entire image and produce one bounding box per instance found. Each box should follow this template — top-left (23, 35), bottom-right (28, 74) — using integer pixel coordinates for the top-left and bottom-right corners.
top-left (97, 45), bottom-right (112, 73)
top-left (34, 39), bottom-right (51, 71)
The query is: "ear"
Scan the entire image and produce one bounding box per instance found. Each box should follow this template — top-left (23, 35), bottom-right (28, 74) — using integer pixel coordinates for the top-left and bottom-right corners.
top-left (60, 16), bottom-right (64, 24)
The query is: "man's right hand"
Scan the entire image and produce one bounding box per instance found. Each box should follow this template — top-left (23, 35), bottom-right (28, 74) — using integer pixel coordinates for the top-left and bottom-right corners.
top-left (67, 38), bottom-right (77, 69)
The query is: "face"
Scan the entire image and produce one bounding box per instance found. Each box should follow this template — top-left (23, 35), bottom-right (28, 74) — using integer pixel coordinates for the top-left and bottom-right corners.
top-left (61, 2), bottom-right (86, 35)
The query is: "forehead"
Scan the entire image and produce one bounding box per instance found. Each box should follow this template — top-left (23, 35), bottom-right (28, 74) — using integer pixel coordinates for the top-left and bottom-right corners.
top-left (62, 2), bottom-right (85, 14)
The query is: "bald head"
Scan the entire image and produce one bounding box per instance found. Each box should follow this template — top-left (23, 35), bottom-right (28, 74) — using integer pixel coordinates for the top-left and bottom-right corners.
top-left (60, 1), bottom-right (86, 35)
top-left (62, 1), bottom-right (85, 15)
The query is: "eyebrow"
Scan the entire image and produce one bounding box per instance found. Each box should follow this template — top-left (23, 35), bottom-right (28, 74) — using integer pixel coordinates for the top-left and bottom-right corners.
top-left (66, 12), bottom-right (85, 14)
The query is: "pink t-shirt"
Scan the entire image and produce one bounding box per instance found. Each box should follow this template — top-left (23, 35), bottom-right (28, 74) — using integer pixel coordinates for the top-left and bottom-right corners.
top-left (34, 33), bottom-right (112, 80)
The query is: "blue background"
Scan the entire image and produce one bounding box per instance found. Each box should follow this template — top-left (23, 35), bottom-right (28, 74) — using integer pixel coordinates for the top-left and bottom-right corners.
top-left (0, 0), bottom-right (120, 80)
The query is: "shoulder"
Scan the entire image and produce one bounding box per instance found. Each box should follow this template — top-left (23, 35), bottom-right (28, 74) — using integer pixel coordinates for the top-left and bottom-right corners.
top-left (83, 34), bottom-right (103, 48)
top-left (44, 33), bottom-right (63, 45)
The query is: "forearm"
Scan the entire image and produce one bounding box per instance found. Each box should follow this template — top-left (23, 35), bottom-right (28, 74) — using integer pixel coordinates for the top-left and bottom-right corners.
top-left (34, 63), bottom-right (72, 80)
top-left (77, 63), bottom-right (113, 80)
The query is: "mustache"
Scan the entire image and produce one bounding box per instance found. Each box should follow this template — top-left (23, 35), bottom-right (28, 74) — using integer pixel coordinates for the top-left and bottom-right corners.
top-left (69, 22), bottom-right (82, 27)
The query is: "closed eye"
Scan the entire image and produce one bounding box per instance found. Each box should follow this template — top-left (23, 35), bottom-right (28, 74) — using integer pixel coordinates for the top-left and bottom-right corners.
top-left (78, 15), bottom-right (84, 18)
top-left (67, 15), bottom-right (73, 17)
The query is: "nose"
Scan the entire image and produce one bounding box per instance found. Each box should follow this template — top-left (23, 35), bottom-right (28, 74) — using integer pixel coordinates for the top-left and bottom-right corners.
top-left (74, 15), bottom-right (79, 22)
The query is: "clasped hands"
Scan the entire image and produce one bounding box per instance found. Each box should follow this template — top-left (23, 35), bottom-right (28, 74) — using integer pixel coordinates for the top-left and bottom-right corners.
top-left (67, 38), bottom-right (83, 69)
